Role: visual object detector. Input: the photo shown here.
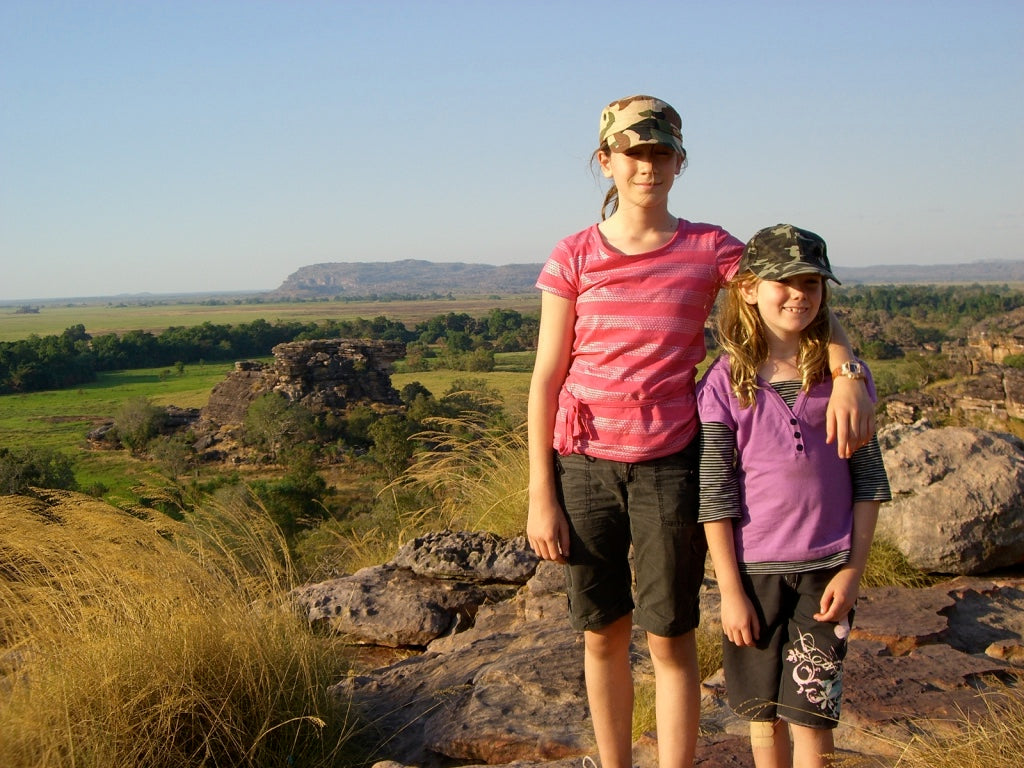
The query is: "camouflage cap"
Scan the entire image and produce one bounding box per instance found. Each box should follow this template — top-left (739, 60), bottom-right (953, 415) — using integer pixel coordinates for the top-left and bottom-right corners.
top-left (739, 224), bottom-right (841, 284)
top-left (599, 95), bottom-right (685, 155)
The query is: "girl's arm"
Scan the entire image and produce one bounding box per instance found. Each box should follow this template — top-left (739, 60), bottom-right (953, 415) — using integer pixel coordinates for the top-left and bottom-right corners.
top-left (705, 520), bottom-right (760, 646)
top-left (826, 312), bottom-right (874, 459)
top-left (814, 500), bottom-right (880, 623)
top-left (698, 419), bottom-right (759, 646)
top-left (526, 291), bottom-right (575, 563)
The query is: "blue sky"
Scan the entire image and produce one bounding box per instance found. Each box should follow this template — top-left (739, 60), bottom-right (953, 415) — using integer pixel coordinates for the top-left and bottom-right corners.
top-left (1, 0), bottom-right (1021, 301)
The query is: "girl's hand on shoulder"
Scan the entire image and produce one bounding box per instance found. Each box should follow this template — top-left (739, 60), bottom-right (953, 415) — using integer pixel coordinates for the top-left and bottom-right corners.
top-left (826, 376), bottom-right (875, 459)
top-left (527, 497), bottom-right (570, 564)
top-left (815, 567), bottom-right (862, 623)
top-left (720, 591), bottom-right (760, 647)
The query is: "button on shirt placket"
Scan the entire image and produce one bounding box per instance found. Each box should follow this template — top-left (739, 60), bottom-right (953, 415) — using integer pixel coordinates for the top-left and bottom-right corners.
top-left (790, 417), bottom-right (803, 453)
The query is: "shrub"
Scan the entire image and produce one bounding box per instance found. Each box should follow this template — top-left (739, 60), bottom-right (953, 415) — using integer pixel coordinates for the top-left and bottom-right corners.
top-left (1002, 353), bottom-right (1024, 369)
top-left (872, 687), bottom-right (1024, 768)
top-left (113, 396), bottom-right (164, 454)
top-left (242, 393), bottom-right (316, 461)
top-left (0, 446), bottom-right (77, 494)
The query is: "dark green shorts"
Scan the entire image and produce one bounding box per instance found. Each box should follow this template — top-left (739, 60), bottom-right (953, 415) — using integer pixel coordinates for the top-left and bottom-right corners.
top-left (554, 440), bottom-right (706, 636)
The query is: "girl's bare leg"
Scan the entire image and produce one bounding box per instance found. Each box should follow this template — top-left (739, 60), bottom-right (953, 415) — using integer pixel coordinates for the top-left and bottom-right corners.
top-left (647, 630), bottom-right (700, 768)
top-left (750, 719), bottom-right (791, 768)
top-left (584, 613), bottom-right (634, 768)
top-left (790, 722), bottom-right (833, 768)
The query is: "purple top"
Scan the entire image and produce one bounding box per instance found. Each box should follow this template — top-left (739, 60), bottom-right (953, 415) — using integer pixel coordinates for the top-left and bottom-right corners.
top-left (696, 355), bottom-right (877, 567)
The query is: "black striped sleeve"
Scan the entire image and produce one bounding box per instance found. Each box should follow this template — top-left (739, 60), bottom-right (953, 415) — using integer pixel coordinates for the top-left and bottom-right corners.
top-left (850, 435), bottom-right (892, 502)
top-left (698, 420), bottom-right (741, 522)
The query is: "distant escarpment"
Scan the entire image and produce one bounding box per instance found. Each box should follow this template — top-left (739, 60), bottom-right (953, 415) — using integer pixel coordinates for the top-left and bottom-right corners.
top-left (268, 259), bottom-right (1024, 300)
top-left (271, 260), bottom-right (542, 299)
top-left (836, 260), bottom-right (1024, 285)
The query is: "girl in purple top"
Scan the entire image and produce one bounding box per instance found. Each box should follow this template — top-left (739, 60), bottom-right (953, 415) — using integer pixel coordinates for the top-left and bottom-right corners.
top-left (697, 224), bottom-right (891, 768)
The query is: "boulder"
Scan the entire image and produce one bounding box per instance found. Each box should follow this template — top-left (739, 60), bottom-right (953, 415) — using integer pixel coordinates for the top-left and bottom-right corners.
top-left (392, 530), bottom-right (539, 583)
top-left (291, 563), bottom-right (519, 647)
top-left (879, 426), bottom-right (1024, 574)
top-left (330, 559), bottom-right (594, 766)
top-left (290, 531), bottom-right (539, 649)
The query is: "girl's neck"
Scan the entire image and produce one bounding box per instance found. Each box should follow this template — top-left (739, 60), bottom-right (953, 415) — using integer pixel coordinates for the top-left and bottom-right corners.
top-left (760, 337), bottom-right (802, 382)
top-left (598, 209), bottom-right (678, 256)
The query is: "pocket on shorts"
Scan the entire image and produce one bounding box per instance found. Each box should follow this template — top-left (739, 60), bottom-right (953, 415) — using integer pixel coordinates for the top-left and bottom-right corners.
top-left (653, 444), bottom-right (701, 527)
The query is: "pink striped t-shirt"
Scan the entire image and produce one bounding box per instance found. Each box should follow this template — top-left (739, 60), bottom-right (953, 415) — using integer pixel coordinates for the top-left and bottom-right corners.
top-left (537, 219), bottom-right (742, 462)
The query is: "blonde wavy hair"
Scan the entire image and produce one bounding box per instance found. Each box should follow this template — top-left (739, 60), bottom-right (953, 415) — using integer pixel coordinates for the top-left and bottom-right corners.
top-left (715, 270), bottom-right (832, 408)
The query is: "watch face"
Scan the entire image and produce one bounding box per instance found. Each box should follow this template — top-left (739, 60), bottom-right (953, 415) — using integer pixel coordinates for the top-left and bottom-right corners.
top-left (846, 362), bottom-right (863, 375)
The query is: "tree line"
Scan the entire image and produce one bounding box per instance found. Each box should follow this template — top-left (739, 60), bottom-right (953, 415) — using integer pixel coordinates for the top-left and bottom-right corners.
top-left (834, 283), bottom-right (1024, 323)
top-left (0, 308), bottom-right (537, 394)
top-left (4, 284), bottom-right (1023, 395)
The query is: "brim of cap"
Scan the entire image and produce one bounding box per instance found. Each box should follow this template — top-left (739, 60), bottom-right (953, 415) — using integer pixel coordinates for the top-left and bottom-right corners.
top-left (747, 264), bottom-right (842, 285)
top-left (625, 132), bottom-right (685, 154)
top-left (605, 121), bottom-right (685, 155)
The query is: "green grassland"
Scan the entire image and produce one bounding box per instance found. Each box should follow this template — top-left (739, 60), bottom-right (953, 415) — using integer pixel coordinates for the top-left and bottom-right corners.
top-left (0, 295), bottom-right (542, 497)
top-left (0, 348), bottom-right (534, 498)
top-left (0, 361), bottom-right (243, 497)
top-left (0, 294), bottom-right (540, 341)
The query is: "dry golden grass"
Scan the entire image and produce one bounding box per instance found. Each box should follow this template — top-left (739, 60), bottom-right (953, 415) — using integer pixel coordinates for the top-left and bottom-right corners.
top-left (314, 410), bottom-right (531, 578)
top-left (862, 536), bottom-right (941, 590)
top-left (827, 687), bottom-right (1024, 768)
top-left (885, 687), bottom-right (1024, 767)
top-left (396, 415), bottom-right (529, 537)
top-left (0, 489), bottom-right (355, 768)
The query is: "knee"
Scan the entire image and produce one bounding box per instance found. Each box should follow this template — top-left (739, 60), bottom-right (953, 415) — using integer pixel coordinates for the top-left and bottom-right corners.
top-left (584, 616), bottom-right (632, 659)
top-left (647, 630), bottom-right (696, 667)
top-left (750, 719), bottom-right (780, 749)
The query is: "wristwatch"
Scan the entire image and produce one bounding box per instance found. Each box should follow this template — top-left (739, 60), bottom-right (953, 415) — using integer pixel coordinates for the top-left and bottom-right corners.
top-left (831, 361), bottom-right (866, 381)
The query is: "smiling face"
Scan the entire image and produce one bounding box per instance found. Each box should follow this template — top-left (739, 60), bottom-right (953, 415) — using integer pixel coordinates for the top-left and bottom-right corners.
top-left (597, 143), bottom-right (683, 211)
top-left (740, 272), bottom-right (824, 345)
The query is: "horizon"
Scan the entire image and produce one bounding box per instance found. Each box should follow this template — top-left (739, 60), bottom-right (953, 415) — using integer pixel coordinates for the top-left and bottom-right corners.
top-left (2, 1), bottom-right (1022, 302)
top-left (5, 256), bottom-right (1024, 306)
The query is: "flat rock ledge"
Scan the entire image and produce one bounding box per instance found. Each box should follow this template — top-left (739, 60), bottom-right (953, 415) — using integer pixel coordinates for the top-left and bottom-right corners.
top-left (288, 532), bottom-right (1024, 768)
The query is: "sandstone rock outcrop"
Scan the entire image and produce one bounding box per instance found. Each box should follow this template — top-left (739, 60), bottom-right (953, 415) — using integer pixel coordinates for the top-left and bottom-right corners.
top-left (879, 426), bottom-right (1024, 574)
top-left (203, 338), bottom-right (405, 427)
top-left (195, 338), bottom-right (405, 457)
top-left (289, 529), bottom-right (1024, 768)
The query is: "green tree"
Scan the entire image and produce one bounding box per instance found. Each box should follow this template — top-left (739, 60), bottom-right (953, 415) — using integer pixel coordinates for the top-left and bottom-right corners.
top-left (368, 414), bottom-right (416, 479)
top-left (462, 348), bottom-right (496, 372)
top-left (341, 403), bottom-right (377, 449)
top-left (242, 393), bottom-right (316, 462)
top-left (250, 448), bottom-right (329, 538)
top-left (148, 433), bottom-right (197, 480)
top-left (114, 397), bottom-right (164, 455)
top-left (0, 446), bottom-right (77, 494)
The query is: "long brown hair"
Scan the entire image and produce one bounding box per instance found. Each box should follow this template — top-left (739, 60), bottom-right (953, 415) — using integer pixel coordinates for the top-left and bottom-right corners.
top-left (715, 271), bottom-right (831, 408)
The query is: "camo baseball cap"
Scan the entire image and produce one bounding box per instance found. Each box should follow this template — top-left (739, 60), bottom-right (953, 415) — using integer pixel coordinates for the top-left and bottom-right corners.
top-left (739, 224), bottom-right (841, 284)
top-left (599, 95), bottom-right (685, 155)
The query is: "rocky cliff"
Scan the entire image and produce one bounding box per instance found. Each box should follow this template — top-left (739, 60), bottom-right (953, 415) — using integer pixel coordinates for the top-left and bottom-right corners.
top-left (271, 259), bottom-right (1024, 300)
top-left (271, 260), bottom-right (543, 299)
top-left (197, 338), bottom-right (405, 457)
